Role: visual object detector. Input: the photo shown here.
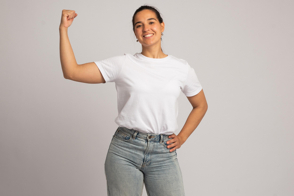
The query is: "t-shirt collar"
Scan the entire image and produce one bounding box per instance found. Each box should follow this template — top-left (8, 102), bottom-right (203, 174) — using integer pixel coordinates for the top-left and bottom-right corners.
top-left (135, 53), bottom-right (171, 62)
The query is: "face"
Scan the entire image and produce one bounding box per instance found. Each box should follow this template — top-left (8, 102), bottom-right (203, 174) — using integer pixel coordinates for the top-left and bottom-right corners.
top-left (133, 9), bottom-right (165, 47)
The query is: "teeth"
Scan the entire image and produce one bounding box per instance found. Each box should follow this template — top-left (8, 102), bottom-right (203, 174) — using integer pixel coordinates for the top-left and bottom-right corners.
top-left (144, 34), bottom-right (153, 37)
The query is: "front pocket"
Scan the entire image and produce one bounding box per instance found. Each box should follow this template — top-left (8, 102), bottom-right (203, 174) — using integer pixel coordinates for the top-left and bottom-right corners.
top-left (161, 140), bottom-right (169, 149)
top-left (162, 140), bottom-right (177, 154)
top-left (115, 130), bottom-right (132, 141)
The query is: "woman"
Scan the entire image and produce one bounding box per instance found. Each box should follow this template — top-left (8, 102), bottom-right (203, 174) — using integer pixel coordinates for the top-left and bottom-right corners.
top-left (59, 5), bottom-right (208, 196)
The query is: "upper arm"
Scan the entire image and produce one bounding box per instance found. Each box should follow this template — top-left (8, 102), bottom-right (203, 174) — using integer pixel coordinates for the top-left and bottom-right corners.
top-left (66, 62), bottom-right (106, 84)
top-left (187, 89), bottom-right (208, 110)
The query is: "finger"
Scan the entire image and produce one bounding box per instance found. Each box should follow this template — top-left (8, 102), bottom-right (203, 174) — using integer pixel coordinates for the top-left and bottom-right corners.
top-left (168, 134), bottom-right (176, 139)
top-left (65, 10), bottom-right (76, 19)
top-left (166, 138), bottom-right (177, 144)
top-left (167, 142), bottom-right (177, 149)
top-left (169, 146), bottom-right (178, 152)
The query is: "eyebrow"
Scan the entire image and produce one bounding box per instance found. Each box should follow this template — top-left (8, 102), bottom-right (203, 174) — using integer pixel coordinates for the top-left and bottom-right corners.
top-left (134, 18), bottom-right (157, 26)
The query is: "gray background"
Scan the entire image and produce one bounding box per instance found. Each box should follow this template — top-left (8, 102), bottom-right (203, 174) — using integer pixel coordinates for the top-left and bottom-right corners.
top-left (1, 0), bottom-right (293, 195)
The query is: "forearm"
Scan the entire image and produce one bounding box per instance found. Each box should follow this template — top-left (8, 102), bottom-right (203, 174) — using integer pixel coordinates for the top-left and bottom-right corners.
top-left (178, 105), bottom-right (208, 143)
top-left (59, 27), bottom-right (78, 78)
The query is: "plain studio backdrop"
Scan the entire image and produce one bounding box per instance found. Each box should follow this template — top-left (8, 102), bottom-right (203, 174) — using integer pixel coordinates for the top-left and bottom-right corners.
top-left (0, 0), bottom-right (293, 195)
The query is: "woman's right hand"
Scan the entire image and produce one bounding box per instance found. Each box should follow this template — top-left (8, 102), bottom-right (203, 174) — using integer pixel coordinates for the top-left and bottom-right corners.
top-left (59, 9), bottom-right (78, 29)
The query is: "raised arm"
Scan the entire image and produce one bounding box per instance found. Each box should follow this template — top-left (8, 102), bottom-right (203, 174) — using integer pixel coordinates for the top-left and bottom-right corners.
top-left (59, 9), bottom-right (105, 84)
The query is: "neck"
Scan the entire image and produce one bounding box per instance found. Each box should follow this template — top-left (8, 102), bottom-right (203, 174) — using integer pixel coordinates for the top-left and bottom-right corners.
top-left (141, 43), bottom-right (167, 59)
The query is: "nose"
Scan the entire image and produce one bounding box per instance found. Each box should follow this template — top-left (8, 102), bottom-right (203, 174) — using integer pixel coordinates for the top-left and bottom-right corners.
top-left (143, 24), bottom-right (150, 32)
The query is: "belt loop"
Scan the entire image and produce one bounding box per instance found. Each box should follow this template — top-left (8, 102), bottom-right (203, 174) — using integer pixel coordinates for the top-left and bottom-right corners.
top-left (160, 134), bottom-right (163, 143)
top-left (132, 131), bottom-right (138, 139)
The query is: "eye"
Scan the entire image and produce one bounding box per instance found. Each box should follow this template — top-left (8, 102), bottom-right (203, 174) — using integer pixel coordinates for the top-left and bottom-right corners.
top-left (150, 22), bottom-right (154, 24)
top-left (136, 25), bottom-right (141, 28)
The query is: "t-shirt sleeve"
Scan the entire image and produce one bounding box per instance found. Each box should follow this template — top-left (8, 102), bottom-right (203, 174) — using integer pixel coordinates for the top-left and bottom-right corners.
top-left (94, 54), bottom-right (126, 83)
top-left (181, 66), bottom-right (203, 97)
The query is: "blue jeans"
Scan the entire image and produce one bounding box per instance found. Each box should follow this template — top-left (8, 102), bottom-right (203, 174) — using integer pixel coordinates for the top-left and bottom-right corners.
top-left (104, 126), bottom-right (185, 196)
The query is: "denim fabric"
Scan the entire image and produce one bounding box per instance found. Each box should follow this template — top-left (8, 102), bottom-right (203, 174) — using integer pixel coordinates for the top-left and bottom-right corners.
top-left (104, 126), bottom-right (185, 196)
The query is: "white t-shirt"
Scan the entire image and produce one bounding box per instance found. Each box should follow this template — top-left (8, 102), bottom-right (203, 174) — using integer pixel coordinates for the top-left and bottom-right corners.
top-left (95, 53), bottom-right (202, 135)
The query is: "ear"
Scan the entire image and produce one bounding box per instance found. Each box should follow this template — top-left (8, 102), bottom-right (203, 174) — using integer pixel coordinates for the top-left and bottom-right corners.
top-left (161, 22), bottom-right (165, 33)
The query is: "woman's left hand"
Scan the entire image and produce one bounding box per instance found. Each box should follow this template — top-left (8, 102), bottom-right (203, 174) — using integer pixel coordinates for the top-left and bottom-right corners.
top-left (166, 134), bottom-right (185, 152)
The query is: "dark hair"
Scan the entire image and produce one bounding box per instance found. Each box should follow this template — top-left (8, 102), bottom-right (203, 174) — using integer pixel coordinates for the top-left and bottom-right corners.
top-left (132, 5), bottom-right (164, 52)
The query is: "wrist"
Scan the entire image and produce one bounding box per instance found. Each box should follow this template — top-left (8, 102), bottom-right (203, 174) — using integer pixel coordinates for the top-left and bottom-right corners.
top-left (178, 134), bottom-right (188, 144)
top-left (59, 26), bottom-right (68, 31)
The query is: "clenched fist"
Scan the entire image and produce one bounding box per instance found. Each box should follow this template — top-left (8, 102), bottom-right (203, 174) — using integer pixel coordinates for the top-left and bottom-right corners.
top-left (59, 9), bottom-right (78, 29)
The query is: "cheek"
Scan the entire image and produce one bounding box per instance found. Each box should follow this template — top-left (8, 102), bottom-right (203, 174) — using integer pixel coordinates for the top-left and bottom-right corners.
top-left (152, 26), bottom-right (160, 33)
top-left (134, 30), bottom-right (141, 36)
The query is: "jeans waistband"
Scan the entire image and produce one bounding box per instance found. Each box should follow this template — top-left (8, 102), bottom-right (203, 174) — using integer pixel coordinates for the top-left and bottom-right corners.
top-left (116, 126), bottom-right (171, 143)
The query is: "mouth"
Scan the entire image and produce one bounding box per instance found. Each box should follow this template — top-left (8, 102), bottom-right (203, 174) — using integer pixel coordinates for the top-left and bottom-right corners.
top-left (143, 33), bottom-right (154, 38)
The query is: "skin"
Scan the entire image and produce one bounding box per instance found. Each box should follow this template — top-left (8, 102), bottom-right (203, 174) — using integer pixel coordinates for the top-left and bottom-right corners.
top-left (133, 9), bottom-right (208, 152)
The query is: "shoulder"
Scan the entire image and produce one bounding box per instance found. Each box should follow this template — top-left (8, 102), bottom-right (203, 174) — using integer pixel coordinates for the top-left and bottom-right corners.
top-left (95, 54), bottom-right (127, 67)
top-left (168, 55), bottom-right (190, 68)
top-left (102, 53), bottom-right (127, 62)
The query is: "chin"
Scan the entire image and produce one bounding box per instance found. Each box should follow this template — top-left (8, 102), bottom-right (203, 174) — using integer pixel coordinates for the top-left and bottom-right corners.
top-left (141, 40), bottom-right (160, 46)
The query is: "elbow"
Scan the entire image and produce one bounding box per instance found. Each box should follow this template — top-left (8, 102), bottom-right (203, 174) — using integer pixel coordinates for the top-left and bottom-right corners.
top-left (63, 73), bottom-right (71, 80)
top-left (200, 104), bottom-right (208, 113)
top-left (195, 102), bottom-right (208, 112)
top-left (204, 101), bottom-right (208, 110)
top-left (63, 69), bottom-right (74, 80)
top-left (198, 104), bottom-right (208, 116)
top-left (203, 101), bottom-right (208, 112)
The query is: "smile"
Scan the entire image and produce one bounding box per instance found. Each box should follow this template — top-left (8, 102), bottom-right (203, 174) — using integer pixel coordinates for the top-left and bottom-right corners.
top-left (143, 33), bottom-right (154, 38)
